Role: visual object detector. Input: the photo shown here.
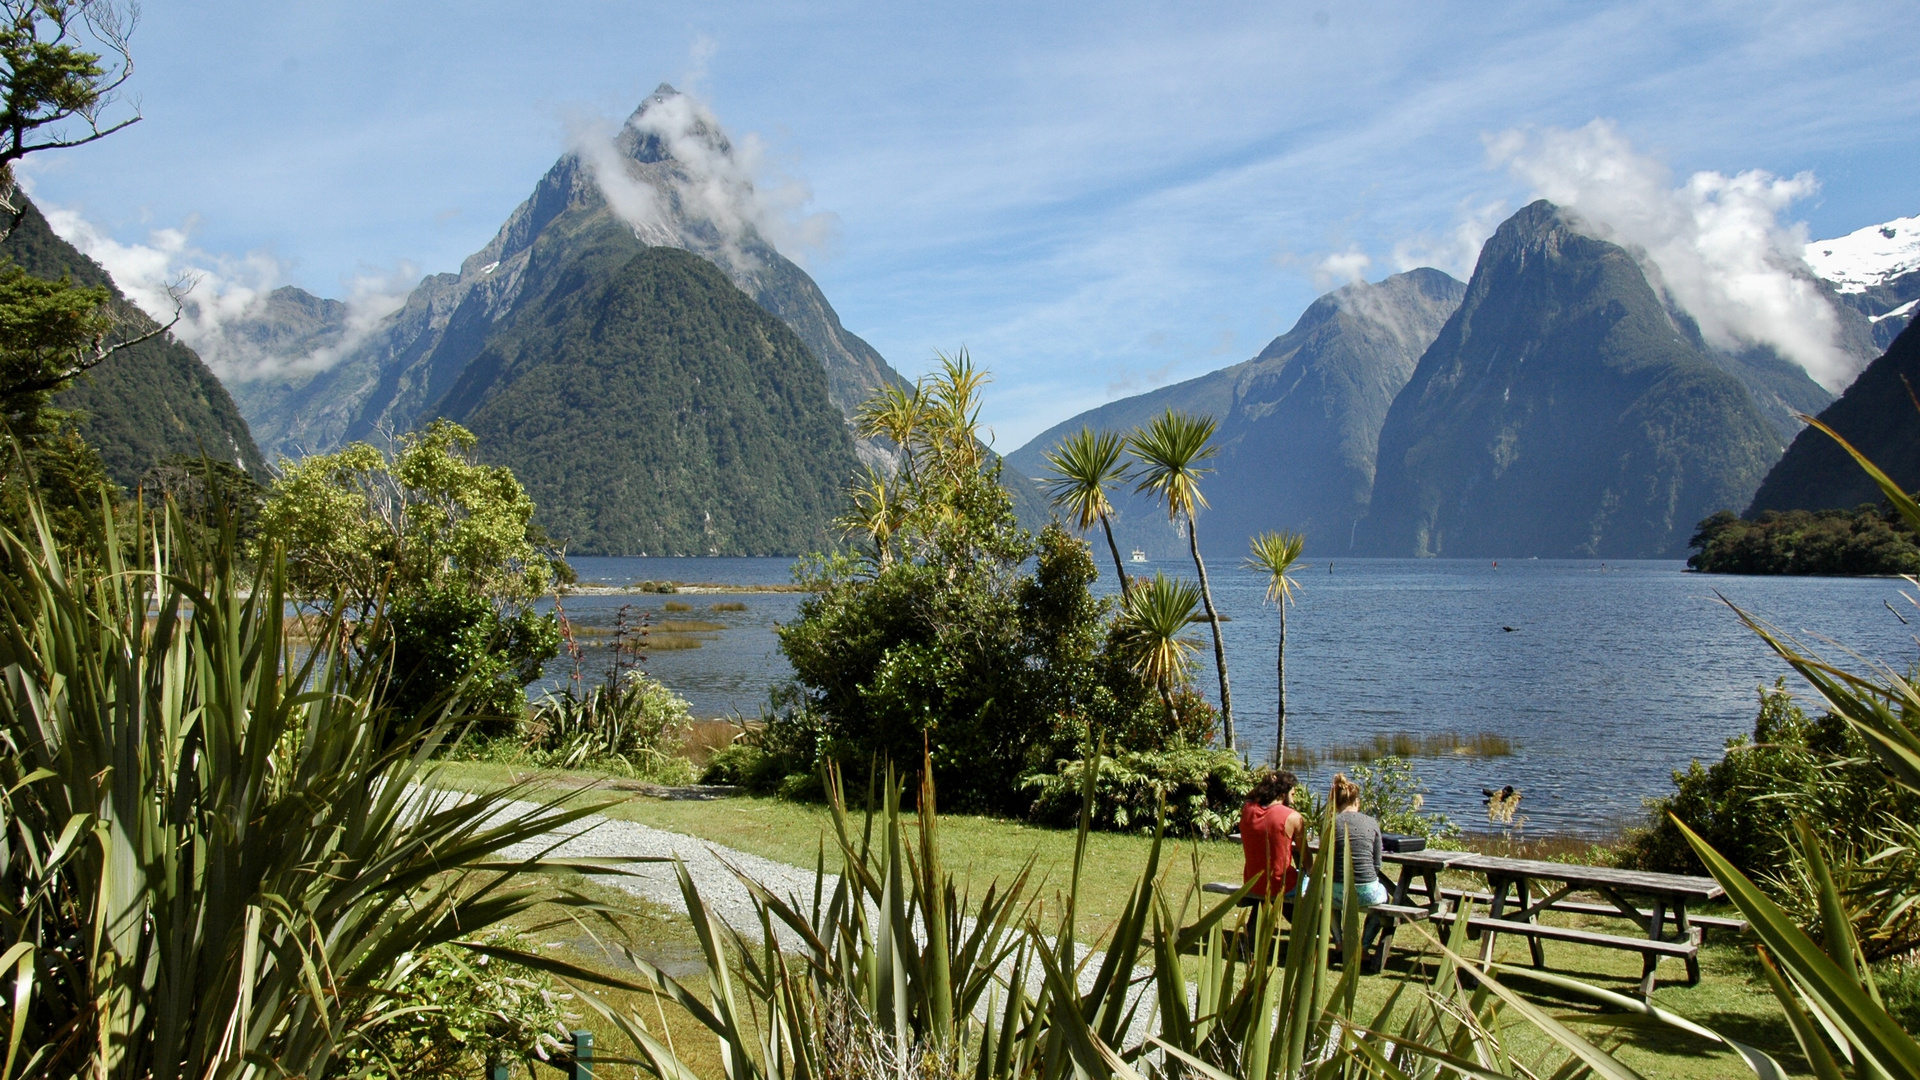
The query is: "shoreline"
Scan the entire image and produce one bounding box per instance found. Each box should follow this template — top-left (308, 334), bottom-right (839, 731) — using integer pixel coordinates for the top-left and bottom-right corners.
top-left (561, 581), bottom-right (811, 595)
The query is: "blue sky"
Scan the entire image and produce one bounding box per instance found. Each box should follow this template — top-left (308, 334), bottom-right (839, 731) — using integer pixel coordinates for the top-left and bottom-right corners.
top-left (21, 0), bottom-right (1920, 448)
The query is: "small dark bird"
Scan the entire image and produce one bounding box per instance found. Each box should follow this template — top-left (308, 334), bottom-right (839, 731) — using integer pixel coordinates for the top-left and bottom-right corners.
top-left (1502, 626), bottom-right (1518, 632)
top-left (1481, 784), bottom-right (1516, 807)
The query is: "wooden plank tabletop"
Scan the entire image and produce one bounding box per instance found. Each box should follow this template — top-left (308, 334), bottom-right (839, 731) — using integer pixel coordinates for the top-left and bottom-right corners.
top-left (1450, 854), bottom-right (1724, 900)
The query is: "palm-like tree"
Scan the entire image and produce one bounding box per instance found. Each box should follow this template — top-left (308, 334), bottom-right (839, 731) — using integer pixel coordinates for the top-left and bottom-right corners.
top-left (837, 465), bottom-right (903, 567)
top-left (855, 382), bottom-right (928, 483)
top-left (1246, 530), bottom-right (1306, 765)
top-left (1041, 427), bottom-right (1132, 596)
top-left (1114, 571), bottom-right (1203, 720)
top-left (1128, 409), bottom-right (1235, 748)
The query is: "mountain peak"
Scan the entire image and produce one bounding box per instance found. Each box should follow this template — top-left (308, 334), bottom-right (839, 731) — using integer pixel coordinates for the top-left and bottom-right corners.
top-left (617, 83), bottom-right (730, 165)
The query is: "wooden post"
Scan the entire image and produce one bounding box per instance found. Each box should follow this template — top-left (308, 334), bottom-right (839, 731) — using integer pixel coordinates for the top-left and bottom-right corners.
top-left (569, 1030), bottom-right (594, 1080)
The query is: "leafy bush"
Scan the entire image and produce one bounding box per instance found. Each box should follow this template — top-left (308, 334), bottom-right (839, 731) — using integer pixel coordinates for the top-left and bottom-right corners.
top-left (1022, 743), bottom-right (1251, 837)
top-left (1623, 677), bottom-right (1920, 957)
top-left (521, 672), bottom-right (697, 783)
top-left (701, 682), bottom-right (830, 796)
top-left (780, 358), bottom-right (1178, 814)
top-left (332, 937), bottom-right (575, 1079)
top-left (1622, 678), bottom-right (1908, 877)
top-left (387, 581), bottom-right (559, 731)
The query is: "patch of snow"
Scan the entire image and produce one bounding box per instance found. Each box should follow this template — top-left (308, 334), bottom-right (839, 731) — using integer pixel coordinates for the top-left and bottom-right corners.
top-left (1806, 215), bottom-right (1920, 293)
top-left (1873, 298), bottom-right (1918, 323)
top-left (481, 261), bottom-right (500, 275)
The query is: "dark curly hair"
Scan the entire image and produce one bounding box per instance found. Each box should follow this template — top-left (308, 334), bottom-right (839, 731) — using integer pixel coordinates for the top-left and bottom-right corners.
top-left (1248, 769), bottom-right (1298, 808)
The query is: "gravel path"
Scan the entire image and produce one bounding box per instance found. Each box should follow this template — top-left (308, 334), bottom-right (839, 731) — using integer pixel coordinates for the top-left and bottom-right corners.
top-left (493, 797), bottom-right (842, 934)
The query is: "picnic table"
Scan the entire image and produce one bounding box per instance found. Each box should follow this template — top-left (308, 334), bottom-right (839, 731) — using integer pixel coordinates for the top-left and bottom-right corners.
top-left (1407, 853), bottom-right (1729, 996)
top-left (1210, 845), bottom-right (1739, 994)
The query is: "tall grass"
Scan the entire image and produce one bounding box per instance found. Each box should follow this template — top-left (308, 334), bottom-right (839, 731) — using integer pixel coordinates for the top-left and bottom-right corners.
top-left (0, 499), bottom-right (643, 1079)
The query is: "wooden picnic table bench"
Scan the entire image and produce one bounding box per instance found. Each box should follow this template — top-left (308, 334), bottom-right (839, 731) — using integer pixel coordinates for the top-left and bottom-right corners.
top-left (1441, 854), bottom-right (1724, 996)
top-left (1208, 847), bottom-right (1730, 992)
top-left (1408, 885), bottom-right (1748, 942)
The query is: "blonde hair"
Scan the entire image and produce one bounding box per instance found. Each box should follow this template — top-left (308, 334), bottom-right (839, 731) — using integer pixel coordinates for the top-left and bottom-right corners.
top-left (1331, 774), bottom-right (1360, 810)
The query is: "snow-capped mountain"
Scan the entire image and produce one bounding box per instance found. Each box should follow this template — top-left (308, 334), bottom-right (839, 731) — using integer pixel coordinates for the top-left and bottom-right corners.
top-left (1807, 215), bottom-right (1920, 347)
top-left (1807, 215), bottom-right (1920, 292)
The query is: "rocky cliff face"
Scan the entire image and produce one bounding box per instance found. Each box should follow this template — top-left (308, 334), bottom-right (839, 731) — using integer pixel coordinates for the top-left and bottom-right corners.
top-left (1357, 201), bottom-right (1782, 558)
top-left (1008, 268), bottom-right (1466, 557)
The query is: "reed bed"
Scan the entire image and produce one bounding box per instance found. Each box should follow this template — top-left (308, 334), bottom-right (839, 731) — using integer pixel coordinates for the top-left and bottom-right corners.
top-left (662, 600), bottom-right (693, 612)
top-left (711, 601), bottom-right (748, 611)
top-left (655, 619), bottom-right (726, 632)
top-left (1282, 730), bottom-right (1516, 769)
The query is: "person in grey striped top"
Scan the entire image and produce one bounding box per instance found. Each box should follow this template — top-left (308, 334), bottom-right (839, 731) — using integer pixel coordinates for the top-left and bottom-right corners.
top-left (1328, 774), bottom-right (1389, 908)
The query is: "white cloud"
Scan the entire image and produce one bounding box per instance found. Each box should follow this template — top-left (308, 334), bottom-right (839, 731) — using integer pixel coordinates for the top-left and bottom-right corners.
top-left (573, 87), bottom-right (836, 272)
top-left (1487, 120), bottom-right (1856, 391)
top-left (1314, 249), bottom-right (1372, 288)
top-left (1390, 198), bottom-right (1507, 280)
top-left (36, 198), bottom-right (414, 382)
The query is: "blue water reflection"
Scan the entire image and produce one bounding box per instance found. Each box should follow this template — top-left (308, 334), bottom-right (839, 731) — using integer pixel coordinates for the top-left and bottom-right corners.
top-left (534, 555), bottom-right (1918, 834)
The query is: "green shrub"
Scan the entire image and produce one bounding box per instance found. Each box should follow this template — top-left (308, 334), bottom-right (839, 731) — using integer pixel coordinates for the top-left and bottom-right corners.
top-left (701, 682), bottom-right (842, 799)
top-left (331, 936), bottom-right (574, 1079)
top-left (1022, 743), bottom-right (1252, 837)
top-left (702, 744), bottom-right (776, 788)
top-left (387, 582), bottom-right (559, 732)
top-left (1341, 755), bottom-right (1459, 842)
top-left (1622, 677), bottom-right (1920, 958)
top-left (521, 672), bottom-right (697, 783)
top-left (1621, 678), bottom-right (1904, 877)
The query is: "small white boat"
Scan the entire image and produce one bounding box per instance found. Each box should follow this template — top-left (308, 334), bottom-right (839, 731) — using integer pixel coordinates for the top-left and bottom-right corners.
top-left (1130, 549), bottom-right (1148, 563)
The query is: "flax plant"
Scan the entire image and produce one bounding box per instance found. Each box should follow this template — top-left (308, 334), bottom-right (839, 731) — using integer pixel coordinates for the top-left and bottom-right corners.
top-left (0, 494), bottom-right (644, 1079)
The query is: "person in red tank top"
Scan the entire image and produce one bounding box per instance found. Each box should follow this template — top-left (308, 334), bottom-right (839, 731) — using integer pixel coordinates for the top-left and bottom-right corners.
top-left (1241, 770), bottom-right (1310, 900)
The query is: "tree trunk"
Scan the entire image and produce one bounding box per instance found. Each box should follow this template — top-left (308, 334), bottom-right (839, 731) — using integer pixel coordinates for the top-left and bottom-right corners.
top-left (1100, 513), bottom-right (1132, 597)
top-left (1187, 512), bottom-right (1234, 749)
top-left (1158, 676), bottom-right (1176, 727)
top-left (1276, 601), bottom-right (1288, 767)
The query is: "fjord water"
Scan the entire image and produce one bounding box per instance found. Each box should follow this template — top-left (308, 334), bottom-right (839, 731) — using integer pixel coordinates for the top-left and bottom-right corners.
top-left (538, 556), bottom-right (1917, 836)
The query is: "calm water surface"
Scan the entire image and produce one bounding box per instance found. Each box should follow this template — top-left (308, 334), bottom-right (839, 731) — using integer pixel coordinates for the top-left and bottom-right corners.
top-left (534, 555), bottom-right (1919, 835)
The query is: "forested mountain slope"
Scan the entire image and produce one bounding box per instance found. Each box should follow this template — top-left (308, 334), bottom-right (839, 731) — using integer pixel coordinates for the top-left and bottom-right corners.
top-left (1747, 320), bottom-right (1920, 515)
top-left (1358, 201), bottom-right (1782, 558)
top-left (4, 200), bottom-right (263, 486)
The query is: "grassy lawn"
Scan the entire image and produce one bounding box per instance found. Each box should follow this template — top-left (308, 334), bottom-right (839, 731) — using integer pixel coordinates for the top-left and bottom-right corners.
top-left (436, 761), bottom-right (1814, 1078)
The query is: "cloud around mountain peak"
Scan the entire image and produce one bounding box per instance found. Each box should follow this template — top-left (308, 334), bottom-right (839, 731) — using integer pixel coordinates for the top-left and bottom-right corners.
top-left (1488, 119), bottom-right (1857, 392)
top-left (572, 84), bottom-right (837, 273)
